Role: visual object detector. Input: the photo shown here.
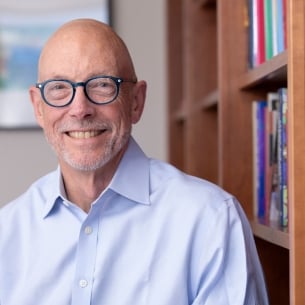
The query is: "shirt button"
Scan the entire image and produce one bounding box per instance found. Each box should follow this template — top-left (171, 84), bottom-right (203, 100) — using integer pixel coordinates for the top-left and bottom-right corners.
top-left (79, 279), bottom-right (88, 288)
top-left (84, 226), bottom-right (93, 235)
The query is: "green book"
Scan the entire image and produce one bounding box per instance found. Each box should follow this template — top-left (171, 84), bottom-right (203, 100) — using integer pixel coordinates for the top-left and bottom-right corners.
top-left (264, 0), bottom-right (273, 60)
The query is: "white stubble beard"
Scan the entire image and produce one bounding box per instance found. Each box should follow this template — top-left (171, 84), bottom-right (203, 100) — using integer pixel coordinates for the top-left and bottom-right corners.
top-left (44, 120), bottom-right (131, 172)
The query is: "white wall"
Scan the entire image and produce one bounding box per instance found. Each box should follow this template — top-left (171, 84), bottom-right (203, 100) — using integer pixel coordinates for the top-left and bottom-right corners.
top-left (0, 1), bottom-right (167, 206)
top-left (112, 1), bottom-right (167, 162)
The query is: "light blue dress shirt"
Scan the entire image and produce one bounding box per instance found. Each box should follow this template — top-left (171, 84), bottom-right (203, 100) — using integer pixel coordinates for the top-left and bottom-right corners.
top-left (0, 138), bottom-right (268, 305)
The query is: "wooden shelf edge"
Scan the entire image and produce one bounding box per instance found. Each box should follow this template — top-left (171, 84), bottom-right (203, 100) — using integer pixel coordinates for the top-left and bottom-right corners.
top-left (194, 0), bottom-right (216, 8)
top-left (199, 89), bottom-right (218, 110)
top-left (171, 91), bottom-right (218, 122)
top-left (171, 108), bottom-right (187, 123)
top-left (239, 50), bottom-right (287, 89)
top-left (251, 218), bottom-right (289, 249)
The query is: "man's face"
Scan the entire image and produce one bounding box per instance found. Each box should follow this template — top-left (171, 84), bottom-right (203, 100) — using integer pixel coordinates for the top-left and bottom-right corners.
top-left (30, 26), bottom-right (145, 173)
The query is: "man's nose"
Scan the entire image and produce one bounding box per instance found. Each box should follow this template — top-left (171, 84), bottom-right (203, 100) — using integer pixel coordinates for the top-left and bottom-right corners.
top-left (68, 86), bottom-right (96, 118)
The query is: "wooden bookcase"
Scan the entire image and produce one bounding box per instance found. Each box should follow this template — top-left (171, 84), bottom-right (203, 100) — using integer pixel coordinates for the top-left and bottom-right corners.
top-left (167, 0), bottom-right (305, 304)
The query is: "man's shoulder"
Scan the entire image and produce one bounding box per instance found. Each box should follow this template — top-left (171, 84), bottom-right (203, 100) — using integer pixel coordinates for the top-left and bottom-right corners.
top-left (0, 170), bottom-right (58, 218)
top-left (149, 159), bottom-right (234, 206)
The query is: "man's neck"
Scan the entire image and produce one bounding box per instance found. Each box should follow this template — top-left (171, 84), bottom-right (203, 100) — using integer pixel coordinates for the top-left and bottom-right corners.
top-left (61, 168), bottom-right (110, 212)
top-left (60, 157), bottom-right (122, 213)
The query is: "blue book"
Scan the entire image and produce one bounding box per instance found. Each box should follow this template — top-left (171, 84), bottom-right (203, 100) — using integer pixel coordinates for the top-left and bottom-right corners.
top-left (276, 0), bottom-right (285, 53)
top-left (253, 100), bottom-right (267, 218)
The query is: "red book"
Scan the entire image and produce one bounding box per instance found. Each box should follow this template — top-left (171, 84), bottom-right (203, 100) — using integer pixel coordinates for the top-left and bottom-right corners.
top-left (257, 0), bottom-right (266, 64)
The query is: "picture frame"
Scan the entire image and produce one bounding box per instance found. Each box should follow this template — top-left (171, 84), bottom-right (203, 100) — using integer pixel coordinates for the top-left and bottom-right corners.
top-left (0, 0), bottom-right (111, 129)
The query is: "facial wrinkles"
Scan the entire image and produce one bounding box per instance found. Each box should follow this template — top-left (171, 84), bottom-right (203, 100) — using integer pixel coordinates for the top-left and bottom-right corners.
top-left (44, 107), bottom-right (132, 172)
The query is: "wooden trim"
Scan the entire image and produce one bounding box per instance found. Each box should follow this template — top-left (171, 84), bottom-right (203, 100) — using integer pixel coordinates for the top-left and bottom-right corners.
top-left (288, 0), bottom-right (305, 303)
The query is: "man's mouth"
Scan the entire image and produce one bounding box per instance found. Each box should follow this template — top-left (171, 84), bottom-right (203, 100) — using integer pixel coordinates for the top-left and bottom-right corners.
top-left (67, 130), bottom-right (104, 139)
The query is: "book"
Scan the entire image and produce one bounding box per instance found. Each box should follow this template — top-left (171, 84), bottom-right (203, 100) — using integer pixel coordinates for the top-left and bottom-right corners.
top-left (248, 0), bottom-right (266, 67)
top-left (264, 0), bottom-right (274, 60)
top-left (248, 0), bottom-right (257, 67)
top-left (278, 87), bottom-right (288, 227)
top-left (283, 0), bottom-right (287, 49)
top-left (252, 100), bottom-right (267, 218)
top-left (276, 0), bottom-right (285, 53)
top-left (271, 0), bottom-right (278, 56)
top-left (266, 92), bottom-right (280, 222)
top-left (257, 0), bottom-right (266, 63)
top-left (252, 102), bottom-right (258, 216)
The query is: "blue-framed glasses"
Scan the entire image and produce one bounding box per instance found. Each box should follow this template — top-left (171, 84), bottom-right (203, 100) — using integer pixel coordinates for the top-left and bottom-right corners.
top-left (36, 75), bottom-right (137, 108)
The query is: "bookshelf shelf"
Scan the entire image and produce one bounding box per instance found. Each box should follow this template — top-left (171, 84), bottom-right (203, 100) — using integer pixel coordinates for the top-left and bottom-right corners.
top-left (172, 107), bottom-right (187, 123)
top-left (251, 218), bottom-right (289, 249)
top-left (240, 51), bottom-right (287, 89)
top-left (200, 90), bottom-right (218, 110)
top-left (194, 0), bottom-right (216, 8)
top-left (172, 91), bottom-right (218, 123)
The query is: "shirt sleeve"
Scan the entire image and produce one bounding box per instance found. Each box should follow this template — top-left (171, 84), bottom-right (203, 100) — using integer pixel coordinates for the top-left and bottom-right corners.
top-left (191, 197), bottom-right (269, 305)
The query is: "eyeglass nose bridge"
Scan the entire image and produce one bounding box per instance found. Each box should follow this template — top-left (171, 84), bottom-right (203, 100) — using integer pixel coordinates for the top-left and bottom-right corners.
top-left (70, 81), bottom-right (92, 103)
top-left (73, 81), bottom-right (87, 89)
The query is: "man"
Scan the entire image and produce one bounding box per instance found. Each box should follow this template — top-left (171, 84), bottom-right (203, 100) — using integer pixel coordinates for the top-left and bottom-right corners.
top-left (0, 19), bottom-right (269, 305)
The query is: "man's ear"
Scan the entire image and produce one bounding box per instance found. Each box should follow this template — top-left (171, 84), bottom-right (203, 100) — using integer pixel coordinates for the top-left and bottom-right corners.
top-left (29, 85), bottom-right (45, 128)
top-left (131, 80), bottom-right (147, 124)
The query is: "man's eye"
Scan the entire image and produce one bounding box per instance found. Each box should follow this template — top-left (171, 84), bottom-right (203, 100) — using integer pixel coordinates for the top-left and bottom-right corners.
top-left (49, 82), bottom-right (70, 90)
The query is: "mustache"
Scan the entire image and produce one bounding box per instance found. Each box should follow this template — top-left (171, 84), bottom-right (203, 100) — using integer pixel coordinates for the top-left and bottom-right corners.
top-left (57, 119), bottom-right (111, 132)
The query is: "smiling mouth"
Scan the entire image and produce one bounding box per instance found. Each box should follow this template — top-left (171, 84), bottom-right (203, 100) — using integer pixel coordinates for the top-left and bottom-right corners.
top-left (67, 130), bottom-right (104, 139)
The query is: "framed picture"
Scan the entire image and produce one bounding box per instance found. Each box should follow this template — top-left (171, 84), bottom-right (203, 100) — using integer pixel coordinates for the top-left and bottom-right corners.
top-left (0, 0), bottom-right (111, 129)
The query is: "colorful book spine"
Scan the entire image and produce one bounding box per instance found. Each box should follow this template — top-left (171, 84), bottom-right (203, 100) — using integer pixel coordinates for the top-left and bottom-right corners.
top-left (271, 0), bottom-right (278, 56)
top-left (268, 92), bottom-right (280, 222)
top-left (248, 0), bottom-right (257, 68)
top-left (278, 87), bottom-right (288, 227)
top-left (248, 0), bottom-right (266, 67)
top-left (283, 0), bottom-right (287, 49)
top-left (253, 100), bottom-right (267, 218)
top-left (276, 0), bottom-right (285, 53)
top-left (257, 0), bottom-right (266, 64)
top-left (265, 92), bottom-right (279, 221)
top-left (264, 0), bottom-right (274, 60)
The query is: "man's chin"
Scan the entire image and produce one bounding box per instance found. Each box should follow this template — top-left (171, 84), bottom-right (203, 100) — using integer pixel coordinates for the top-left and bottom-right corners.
top-left (66, 159), bottom-right (106, 172)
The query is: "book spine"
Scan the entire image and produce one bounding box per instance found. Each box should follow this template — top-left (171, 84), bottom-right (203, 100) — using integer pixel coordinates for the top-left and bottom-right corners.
top-left (248, 0), bottom-right (266, 67)
top-left (265, 92), bottom-right (279, 221)
top-left (253, 100), bottom-right (267, 218)
top-left (283, 0), bottom-right (287, 49)
top-left (252, 102), bottom-right (258, 217)
top-left (278, 88), bottom-right (288, 227)
top-left (268, 93), bottom-right (280, 222)
top-left (257, 0), bottom-right (266, 64)
top-left (264, 0), bottom-right (274, 60)
top-left (271, 0), bottom-right (278, 56)
top-left (276, 0), bottom-right (285, 53)
top-left (248, 0), bottom-right (256, 68)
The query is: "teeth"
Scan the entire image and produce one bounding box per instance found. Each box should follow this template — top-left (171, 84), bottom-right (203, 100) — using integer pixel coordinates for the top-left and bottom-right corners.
top-left (68, 130), bottom-right (101, 139)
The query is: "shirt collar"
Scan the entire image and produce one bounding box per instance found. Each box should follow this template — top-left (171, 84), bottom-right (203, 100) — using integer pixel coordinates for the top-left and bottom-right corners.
top-left (42, 137), bottom-right (150, 218)
top-left (108, 137), bottom-right (150, 206)
top-left (42, 167), bottom-right (64, 218)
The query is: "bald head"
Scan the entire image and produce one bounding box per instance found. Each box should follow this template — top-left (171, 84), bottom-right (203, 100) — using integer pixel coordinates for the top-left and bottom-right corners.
top-left (38, 19), bottom-right (136, 82)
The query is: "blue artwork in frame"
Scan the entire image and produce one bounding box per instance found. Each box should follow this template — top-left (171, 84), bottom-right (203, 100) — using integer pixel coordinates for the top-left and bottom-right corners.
top-left (0, 0), bottom-right (111, 128)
